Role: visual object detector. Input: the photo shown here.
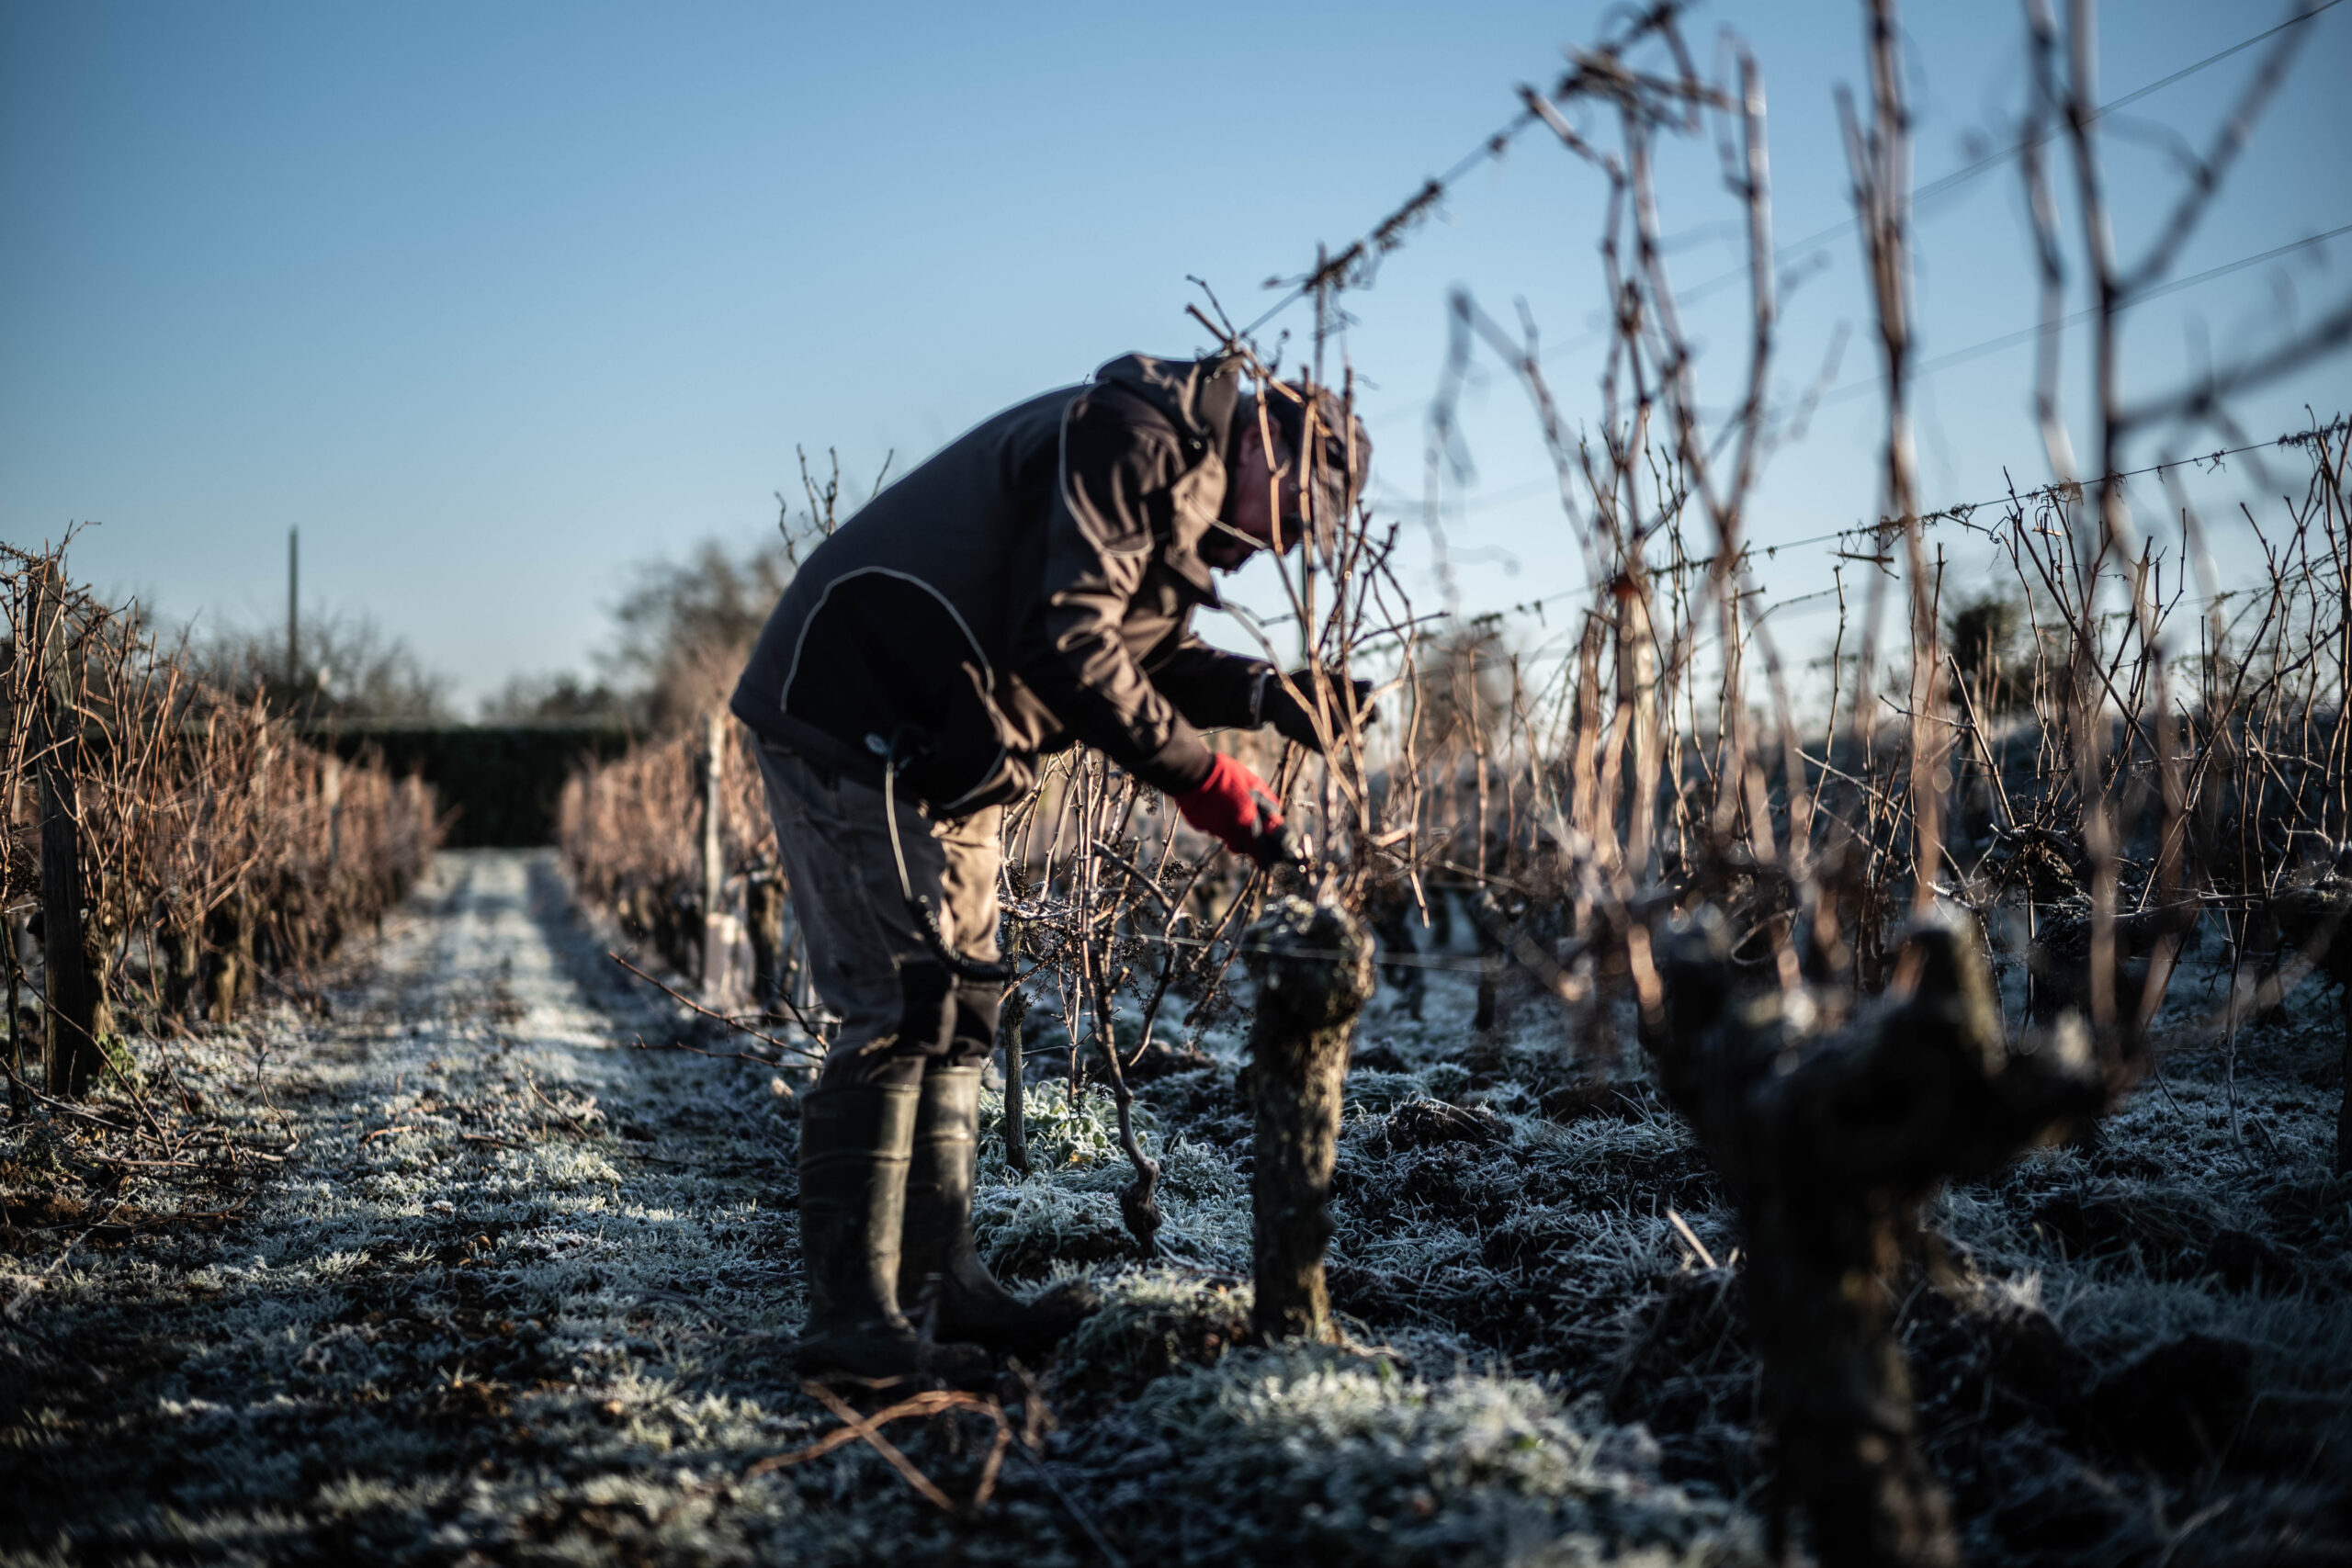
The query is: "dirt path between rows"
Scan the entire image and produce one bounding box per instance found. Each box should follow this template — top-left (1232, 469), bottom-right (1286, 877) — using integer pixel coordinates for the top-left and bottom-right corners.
top-left (3, 849), bottom-right (835, 1561)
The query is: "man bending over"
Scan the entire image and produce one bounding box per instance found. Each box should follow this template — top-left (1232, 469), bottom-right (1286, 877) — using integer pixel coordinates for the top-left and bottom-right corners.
top-left (731, 350), bottom-right (1369, 1381)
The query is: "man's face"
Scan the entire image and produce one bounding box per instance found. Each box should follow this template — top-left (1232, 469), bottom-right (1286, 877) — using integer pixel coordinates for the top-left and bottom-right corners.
top-left (1200, 422), bottom-right (1303, 571)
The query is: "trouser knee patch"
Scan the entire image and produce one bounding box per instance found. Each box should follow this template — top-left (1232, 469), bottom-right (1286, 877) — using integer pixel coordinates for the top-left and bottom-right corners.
top-left (820, 958), bottom-right (956, 1088)
top-left (945, 979), bottom-right (1003, 1069)
top-left (894, 957), bottom-right (956, 1058)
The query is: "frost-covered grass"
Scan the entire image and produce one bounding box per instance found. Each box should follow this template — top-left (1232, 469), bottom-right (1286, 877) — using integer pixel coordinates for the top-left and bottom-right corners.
top-left (973, 1085), bottom-right (1251, 1274)
top-left (1109, 1348), bottom-right (1761, 1565)
top-left (1057, 1267), bottom-right (1256, 1399)
top-left (5, 852), bottom-right (2346, 1565)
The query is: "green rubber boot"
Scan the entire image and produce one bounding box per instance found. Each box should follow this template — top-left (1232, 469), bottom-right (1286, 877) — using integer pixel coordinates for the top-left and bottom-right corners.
top-left (795, 1080), bottom-right (989, 1383)
top-left (900, 1064), bottom-right (1102, 1354)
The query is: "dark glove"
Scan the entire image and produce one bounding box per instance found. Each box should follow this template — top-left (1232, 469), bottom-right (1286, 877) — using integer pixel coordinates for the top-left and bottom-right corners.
top-left (1256, 667), bottom-right (1375, 751)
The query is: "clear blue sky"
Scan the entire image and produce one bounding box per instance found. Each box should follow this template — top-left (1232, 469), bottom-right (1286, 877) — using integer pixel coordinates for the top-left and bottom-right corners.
top-left (5, 0), bottom-right (2346, 709)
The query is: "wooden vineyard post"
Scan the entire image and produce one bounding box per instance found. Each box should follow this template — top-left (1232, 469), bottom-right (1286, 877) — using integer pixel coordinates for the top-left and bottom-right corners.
top-left (208, 898), bottom-right (251, 1021)
top-left (30, 565), bottom-right (100, 1097)
top-left (322, 754), bottom-right (343, 874)
top-left (701, 706), bottom-right (724, 995)
top-left (162, 910), bottom-right (203, 1027)
top-left (6, 912), bottom-right (25, 1116)
top-left (699, 707), bottom-right (744, 1006)
top-left (746, 867), bottom-right (786, 1019)
top-left (1244, 896), bottom-right (1374, 1343)
top-left (1001, 919), bottom-right (1030, 1174)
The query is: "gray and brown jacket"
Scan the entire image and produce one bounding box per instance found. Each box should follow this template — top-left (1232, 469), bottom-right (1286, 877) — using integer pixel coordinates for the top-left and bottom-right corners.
top-left (729, 352), bottom-right (1272, 814)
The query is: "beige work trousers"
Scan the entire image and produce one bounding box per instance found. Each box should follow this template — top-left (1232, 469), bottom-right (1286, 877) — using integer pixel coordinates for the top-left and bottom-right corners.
top-left (752, 737), bottom-right (1002, 1088)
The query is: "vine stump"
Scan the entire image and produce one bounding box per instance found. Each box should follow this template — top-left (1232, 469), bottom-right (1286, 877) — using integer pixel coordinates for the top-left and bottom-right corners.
top-left (1245, 896), bottom-right (1374, 1343)
top-left (1653, 908), bottom-right (2106, 1568)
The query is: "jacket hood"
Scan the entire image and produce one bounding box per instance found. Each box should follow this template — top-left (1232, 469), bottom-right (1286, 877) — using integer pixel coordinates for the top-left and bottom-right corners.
top-left (1090, 352), bottom-right (1243, 601)
top-left (1091, 352), bottom-right (1245, 454)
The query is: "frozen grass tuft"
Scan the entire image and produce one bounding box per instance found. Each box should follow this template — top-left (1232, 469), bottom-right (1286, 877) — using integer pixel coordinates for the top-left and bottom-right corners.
top-left (1058, 1266), bottom-right (1256, 1399)
top-left (973, 1182), bottom-right (1136, 1281)
top-left (978, 1082), bottom-right (1143, 1179)
top-left (1117, 1347), bottom-right (1763, 1565)
top-left (974, 1080), bottom-right (1253, 1269)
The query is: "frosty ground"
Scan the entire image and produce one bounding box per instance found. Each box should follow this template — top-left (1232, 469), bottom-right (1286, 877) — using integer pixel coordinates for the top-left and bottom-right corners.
top-left (2, 850), bottom-right (2346, 1566)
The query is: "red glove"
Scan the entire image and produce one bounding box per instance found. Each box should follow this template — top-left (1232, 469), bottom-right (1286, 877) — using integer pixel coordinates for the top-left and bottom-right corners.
top-left (1172, 753), bottom-right (1283, 859)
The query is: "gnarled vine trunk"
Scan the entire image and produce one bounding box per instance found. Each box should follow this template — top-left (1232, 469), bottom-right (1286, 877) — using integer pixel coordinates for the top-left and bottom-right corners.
top-left (1245, 897), bottom-right (1374, 1344)
top-left (1652, 910), bottom-right (2108, 1568)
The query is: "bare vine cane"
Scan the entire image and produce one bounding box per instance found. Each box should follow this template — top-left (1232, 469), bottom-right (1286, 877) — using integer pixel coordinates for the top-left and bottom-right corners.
top-left (1079, 927), bottom-right (1161, 1257)
top-left (999, 903), bottom-right (1031, 1176)
top-left (6, 944), bottom-right (26, 1119)
top-left (1065, 759), bottom-right (1160, 1255)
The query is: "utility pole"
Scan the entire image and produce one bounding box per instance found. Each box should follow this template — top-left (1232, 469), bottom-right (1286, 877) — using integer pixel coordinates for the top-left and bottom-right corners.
top-left (287, 526), bottom-right (300, 690)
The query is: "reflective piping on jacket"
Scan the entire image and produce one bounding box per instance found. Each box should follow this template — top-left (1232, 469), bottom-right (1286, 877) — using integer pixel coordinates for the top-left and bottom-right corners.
top-left (781, 565), bottom-right (996, 700)
top-left (778, 565), bottom-right (1010, 813)
top-left (931, 750), bottom-right (1013, 815)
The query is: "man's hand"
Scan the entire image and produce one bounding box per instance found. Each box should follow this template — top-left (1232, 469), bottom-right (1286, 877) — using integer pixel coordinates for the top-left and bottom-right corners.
top-left (1172, 753), bottom-right (1309, 869)
top-left (1258, 667), bottom-right (1376, 752)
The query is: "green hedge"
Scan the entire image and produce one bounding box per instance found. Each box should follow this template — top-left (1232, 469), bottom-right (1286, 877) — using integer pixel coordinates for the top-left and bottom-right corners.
top-left (307, 724), bottom-right (636, 847)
